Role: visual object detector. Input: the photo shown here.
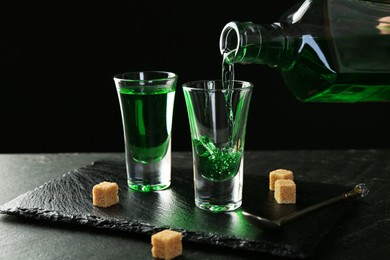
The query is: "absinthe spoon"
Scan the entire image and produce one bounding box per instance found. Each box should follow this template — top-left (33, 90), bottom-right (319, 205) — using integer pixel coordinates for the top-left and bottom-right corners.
top-left (242, 183), bottom-right (369, 231)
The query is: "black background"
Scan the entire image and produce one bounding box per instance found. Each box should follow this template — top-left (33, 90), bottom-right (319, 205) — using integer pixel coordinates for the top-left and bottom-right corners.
top-left (1, 0), bottom-right (390, 153)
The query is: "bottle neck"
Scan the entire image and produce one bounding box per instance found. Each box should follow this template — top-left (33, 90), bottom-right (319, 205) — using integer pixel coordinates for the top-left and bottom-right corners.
top-left (219, 21), bottom-right (286, 67)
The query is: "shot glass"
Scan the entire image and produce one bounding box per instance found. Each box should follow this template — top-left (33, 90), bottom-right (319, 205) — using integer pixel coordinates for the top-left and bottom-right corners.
top-left (182, 80), bottom-right (253, 212)
top-left (114, 71), bottom-right (178, 192)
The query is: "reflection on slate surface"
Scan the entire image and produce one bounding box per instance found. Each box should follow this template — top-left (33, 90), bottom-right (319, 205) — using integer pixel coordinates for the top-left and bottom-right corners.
top-left (0, 160), bottom-right (352, 258)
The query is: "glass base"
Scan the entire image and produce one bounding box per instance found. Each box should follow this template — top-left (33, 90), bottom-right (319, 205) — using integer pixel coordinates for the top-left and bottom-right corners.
top-left (195, 200), bottom-right (242, 212)
top-left (128, 181), bottom-right (170, 192)
top-left (125, 143), bottom-right (171, 193)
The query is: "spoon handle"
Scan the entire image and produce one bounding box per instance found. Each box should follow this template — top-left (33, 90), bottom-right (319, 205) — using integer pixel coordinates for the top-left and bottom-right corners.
top-left (279, 183), bottom-right (368, 225)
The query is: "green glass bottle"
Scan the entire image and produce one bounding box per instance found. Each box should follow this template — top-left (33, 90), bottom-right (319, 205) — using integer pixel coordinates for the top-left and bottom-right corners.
top-left (220, 0), bottom-right (390, 102)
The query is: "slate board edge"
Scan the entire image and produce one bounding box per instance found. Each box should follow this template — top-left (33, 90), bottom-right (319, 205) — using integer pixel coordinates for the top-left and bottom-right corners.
top-left (0, 201), bottom-right (306, 259)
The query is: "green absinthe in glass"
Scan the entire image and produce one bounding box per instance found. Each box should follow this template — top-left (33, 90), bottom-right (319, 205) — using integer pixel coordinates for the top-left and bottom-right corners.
top-left (193, 136), bottom-right (242, 182)
top-left (119, 87), bottom-right (175, 164)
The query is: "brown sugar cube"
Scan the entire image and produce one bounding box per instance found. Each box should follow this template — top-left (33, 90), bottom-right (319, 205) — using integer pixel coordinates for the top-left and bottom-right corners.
top-left (151, 229), bottom-right (182, 260)
top-left (274, 179), bottom-right (296, 204)
top-left (92, 181), bottom-right (119, 208)
top-left (269, 169), bottom-right (294, 191)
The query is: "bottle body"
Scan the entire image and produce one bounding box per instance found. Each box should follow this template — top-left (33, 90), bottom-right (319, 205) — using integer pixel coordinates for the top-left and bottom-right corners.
top-left (220, 0), bottom-right (390, 102)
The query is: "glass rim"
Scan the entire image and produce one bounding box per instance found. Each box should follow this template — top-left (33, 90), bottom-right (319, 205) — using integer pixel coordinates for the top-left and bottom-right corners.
top-left (182, 79), bottom-right (253, 91)
top-left (113, 71), bottom-right (178, 82)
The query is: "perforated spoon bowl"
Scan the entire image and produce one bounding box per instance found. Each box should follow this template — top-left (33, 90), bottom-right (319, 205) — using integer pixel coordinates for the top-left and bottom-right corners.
top-left (242, 183), bottom-right (369, 231)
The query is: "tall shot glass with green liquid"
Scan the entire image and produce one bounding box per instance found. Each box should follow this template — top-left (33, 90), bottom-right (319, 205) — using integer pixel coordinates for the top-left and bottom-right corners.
top-left (183, 80), bottom-right (253, 212)
top-left (114, 71), bottom-right (178, 192)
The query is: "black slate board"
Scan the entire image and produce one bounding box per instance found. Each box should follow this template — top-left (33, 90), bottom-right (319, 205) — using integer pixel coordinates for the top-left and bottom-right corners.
top-left (0, 160), bottom-right (353, 258)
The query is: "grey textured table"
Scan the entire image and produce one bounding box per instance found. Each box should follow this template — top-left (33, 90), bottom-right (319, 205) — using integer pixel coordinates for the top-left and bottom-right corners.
top-left (0, 151), bottom-right (389, 259)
